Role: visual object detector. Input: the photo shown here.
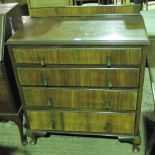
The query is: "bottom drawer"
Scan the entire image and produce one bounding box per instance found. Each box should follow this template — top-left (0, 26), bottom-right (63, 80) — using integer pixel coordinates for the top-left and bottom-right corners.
top-left (27, 110), bottom-right (135, 134)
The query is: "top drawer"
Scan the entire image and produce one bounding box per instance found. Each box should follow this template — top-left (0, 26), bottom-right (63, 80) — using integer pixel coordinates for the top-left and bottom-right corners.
top-left (13, 48), bottom-right (141, 66)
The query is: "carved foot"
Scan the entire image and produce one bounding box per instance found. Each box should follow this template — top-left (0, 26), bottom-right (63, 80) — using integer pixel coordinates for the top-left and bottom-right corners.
top-left (26, 129), bottom-right (37, 145)
top-left (133, 145), bottom-right (140, 153)
top-left (29, 137), bottom-right (37, 145)
top-left (118, 132), bottom-right (141, 152)
top-left (14, 110), bottom-right (28, 145)
top-left (26, 129), bottom-right (47, 145)
top-left (21, 135), bottom-right (28, 146)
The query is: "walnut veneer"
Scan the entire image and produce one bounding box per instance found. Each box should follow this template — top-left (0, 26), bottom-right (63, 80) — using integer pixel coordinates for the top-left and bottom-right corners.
top-left (7, 15), bottom-right (149, 151)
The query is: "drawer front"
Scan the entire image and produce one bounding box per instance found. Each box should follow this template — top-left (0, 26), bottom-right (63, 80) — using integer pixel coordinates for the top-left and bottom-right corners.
top-left (27, 110), bottom-right (135, 134)
top-left (13, 48), bottom-right (141, 66)
top-left (0, 99), bottom-right (16, 113)
top-left (17, 68), bottom-right (139, 88)
top-left (0, 80), bottom-right (12, 98)
top-left (23, 87), bottom-right (137, 111)
top-left (0, 80), bottom-right (14, 112)
top-left (29, 0), bottom-right (72, 8)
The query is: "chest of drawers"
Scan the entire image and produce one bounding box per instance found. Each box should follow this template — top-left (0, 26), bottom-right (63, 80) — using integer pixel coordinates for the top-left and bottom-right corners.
top-left (0, 3), bottom-right (27, 145)
top-left (7, 15), bottom-right (149, 151)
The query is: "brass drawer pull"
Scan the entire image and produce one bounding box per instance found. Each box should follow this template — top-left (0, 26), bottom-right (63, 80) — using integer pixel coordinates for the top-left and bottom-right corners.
top-left (104, 97), bottom-right (111, 110)
top-left (40, 57), bottom-right (45, 66)
top-left (47, 97), bottom-right (52, 107)
top-left (107, 56), bottom-right (111, 67)
top-left (43, 76), bottom-right (48, 86)
top-left (103, 122), bottom-right (111, 130)
top-left (51, 120), bottom-right (55, 129)
top-left (108, 78), bottom-right (113, 88)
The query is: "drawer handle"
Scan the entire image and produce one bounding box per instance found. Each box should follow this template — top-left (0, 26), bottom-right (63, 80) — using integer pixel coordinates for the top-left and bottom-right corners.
top-left (47, 97), bottom-right (52, 107)
top-left (107, 56), bottom-right (111, 67)
top-left (43, 76), bottom-right (48, 86)
top-left (103, 122), bottom-right (111, 130)
top-left (108, 78), bottom-right (113, 88)
top-left (40, 57), bottom-right (45, 66)
top-left (104, 97), bottom-right (111, 110)
top-left (51, 120), bottom-right (55, 129)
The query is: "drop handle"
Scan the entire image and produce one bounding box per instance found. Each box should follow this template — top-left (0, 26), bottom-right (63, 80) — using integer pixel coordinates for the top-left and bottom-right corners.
top-left (47, 97), bottom-right (52, 107)
top-left (40, 57), bottom-right (45, 66)
top-left (108, 78), bottom-right (113, 88)
top-left (43, 76), bottom-right (48, 86)
top-left (107, 56), bottom-right (111, 67)
top-left (103, 122), bottom-right (111, 130)
top-left (51, 120), bottom-right (56, 129)
top-left (104, 97), bottom-right (111, 110)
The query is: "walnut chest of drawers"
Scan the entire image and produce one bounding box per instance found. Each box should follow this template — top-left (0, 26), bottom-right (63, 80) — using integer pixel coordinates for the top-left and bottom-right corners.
top-left (7, 15), bottom-right (149, 151)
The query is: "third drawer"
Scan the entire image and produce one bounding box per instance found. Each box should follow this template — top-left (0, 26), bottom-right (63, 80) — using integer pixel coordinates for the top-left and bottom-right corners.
top-left (22, 87), bottom-right (138, 111)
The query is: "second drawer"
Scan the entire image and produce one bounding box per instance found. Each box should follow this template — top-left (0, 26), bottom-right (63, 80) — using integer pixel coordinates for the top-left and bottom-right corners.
top-left (22, 87), bottom-right (137, 111)
top-left (17, 68), bottom-right (140, 88)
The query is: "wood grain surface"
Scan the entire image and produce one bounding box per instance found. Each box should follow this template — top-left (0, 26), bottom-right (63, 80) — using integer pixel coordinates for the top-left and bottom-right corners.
top-left (27, 110), bottom-right (135, 134)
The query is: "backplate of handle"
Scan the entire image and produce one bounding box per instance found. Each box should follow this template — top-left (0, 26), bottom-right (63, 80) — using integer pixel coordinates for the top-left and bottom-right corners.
top-left (47, 97), bottom-right (52, 107)
top-left (104, 97), bottom-right (111, 110)
top-left (51, 120), bottom-right (55, 129)
top-left (40, 57), bottom-right (45, 66)
top-left (43, 76), bottom-right (48, 86)
top-left (103, 122), bottom-right (111, 130)
top-left (107, 56), bottom-right (111, 67)
top-left (108, 78), bottom-right (113, 88)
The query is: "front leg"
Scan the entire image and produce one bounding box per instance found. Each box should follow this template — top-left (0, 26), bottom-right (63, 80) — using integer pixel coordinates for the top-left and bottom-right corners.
top-left (26, 129), bottom-right (47, 145)
top-left (26, 129), bottom-right (37, 145)
top-left (118, 131), bottom-right (141, 152)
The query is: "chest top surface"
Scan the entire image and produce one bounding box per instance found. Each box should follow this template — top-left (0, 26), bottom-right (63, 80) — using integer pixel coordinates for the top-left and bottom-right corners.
top-left (7, 15), bottom-right (149, 46)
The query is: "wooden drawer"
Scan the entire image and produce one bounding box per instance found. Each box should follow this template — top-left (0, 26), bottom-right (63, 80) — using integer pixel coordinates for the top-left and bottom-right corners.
top-left (17, 68), bottom-right (139, 88)
top-left (27, 110), bottom-right (135, 134)
top-left (0, 99), bottom-right (16, 113)
top-left (0, 79), bottom-right (15, 113)
top-left (28, 0), bottom-right (73, 8)
top-left (0, 80), bottom-right (12, 98)
top-left (23, 87), bottom-right (137, 111)
top-left (13, 48), bottom-right (141, 66)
